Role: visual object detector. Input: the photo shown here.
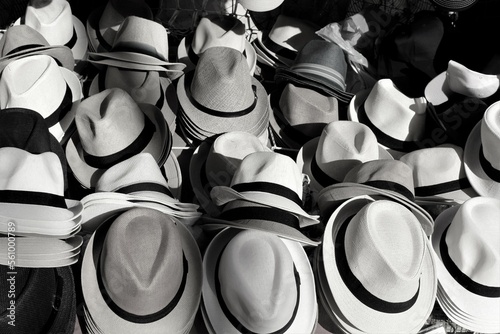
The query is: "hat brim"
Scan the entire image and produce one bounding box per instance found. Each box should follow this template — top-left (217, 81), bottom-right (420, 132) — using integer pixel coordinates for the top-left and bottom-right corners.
top-left (424, 71), bottom-right (453, 106)
top-left (202, 227), bottom-right (317, 334)
top-left (81, 212), bottom-right (202, 334)
top-left (322, 196), bottom-right (437, 333)
top-left (0, 44), bottom-right (74, 72)
top-left (88, 51), bottom-right (186, 73)
top-left (431, 205), bottom-right (500, 332)
top-left (254, 32), bottom-right (294, 67)
top-left (464, 121), bottom-right (500, 198)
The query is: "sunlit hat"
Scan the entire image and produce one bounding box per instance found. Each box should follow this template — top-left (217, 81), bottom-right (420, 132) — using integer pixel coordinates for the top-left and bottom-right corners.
top-left (237, 0), bottom-right (284, 12)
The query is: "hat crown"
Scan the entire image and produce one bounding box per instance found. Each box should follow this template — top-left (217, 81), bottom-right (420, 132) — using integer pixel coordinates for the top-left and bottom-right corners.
top-left (219, 230), bottom-right (298, 332)
top-left (100, 208), bottom-right (184, 315)
top-left (267, 14), bottom-right (319, 52)
top-left (192, 15), bottom-right (246, 55)
top-left (24, 0), bottom-right (74, 46)
top-left (345, 200), bottom-right (426, 302)
top-left (447, 60), bottom-right (500, 99)
top-left (0, 25), bottom-right (51, 56)
top-left (190, 47), bottom-right (254, 112)
top-left (446, 197), bottom-right (500, 287)
top-left (293, 39), bottom-right (347, 76)
top-left (104, 67), bottom-right (160, 103)
top-left (481, 102), bottom-right (500, 170)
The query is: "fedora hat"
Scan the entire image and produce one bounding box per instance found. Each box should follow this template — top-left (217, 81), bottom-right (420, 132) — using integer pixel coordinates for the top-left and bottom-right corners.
top-left (86, 0), bottom-right (154, 53)
top-left (0, 25), bottom-right (74, 71)
top-left (237, 0), bottom-right (284, 12)
top-left (177, 47), bottom-right (270, 141)
top-left (88, 16), bottom-right (186, 76)
top-left (317, 159), bottom-right (434, 236)
top-left (464, 100), bottom-right (500, 199)
top-left (431, 196), bottom-right (500, 333)
top-left (88, 66), bottom-right (178, 131)
top-left (14, 0), bottom-right (88, 61)
top-left (297, 120), bottom-right (393, 194)
top-left (177, 14), bottom-right (256, 75)
top-left (348, 78), bottom-right (430, 159)
top-left (81, 207), bottom-right (202, 334)
top-left (0, 265), bottom-right (76, 333)
top-left (210, 151), bottom-right (320, 227)
top-left (322, 197), bottom-right (437, 333)
top-left (0, 147), bottom-right (83, 237)
top-left (202, 228), bottom-right (317, 333)
top-left (189, 131), bottom-right (271, 217)
top-left (399, 144), bottom-right (477, 204)
top-left (0, 54), bottom-right (82, 144)
top-left (268, 83), bottom-right (340, 149)
top-left (430, 0), bottom-right (479, 11)
top-left (275, 39), bottom-right (354, 103)
top-left (65, 88), bottom-right (171, 189)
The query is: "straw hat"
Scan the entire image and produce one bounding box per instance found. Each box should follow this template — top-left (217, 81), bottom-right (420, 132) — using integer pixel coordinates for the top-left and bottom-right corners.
top-left (202, 228), bottom-right (317, 333)
top-left (430, 0), bottom-right (479, 11)
top-left (237, 0), bottom-right (284, 12)
top-left (81, 207), bottom-right (202, 334)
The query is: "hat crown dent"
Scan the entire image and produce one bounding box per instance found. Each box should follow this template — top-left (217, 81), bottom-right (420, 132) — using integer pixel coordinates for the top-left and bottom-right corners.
top-left (219, 230), bottom-right (298, 332)
top-left (25, 0), bottom-right (74, 46)
top-left (345, 201), bottom-right (425, 302)
top-left (0, 25), bottom-right (49, 56)
top-left (192, 15), bottom-right (246, 55)
top-left (482, 102), bottom-right (500, 170)
top-left (447, 60), bottom-right (500, 99)
top-left (100, 208), bottom-right (184, 316)
top-left (446, 197), bottom-right (500, 287)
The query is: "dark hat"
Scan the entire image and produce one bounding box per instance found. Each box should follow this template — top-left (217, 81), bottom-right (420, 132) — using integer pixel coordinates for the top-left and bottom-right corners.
top-left (430, 0), bottom-right (479, 11)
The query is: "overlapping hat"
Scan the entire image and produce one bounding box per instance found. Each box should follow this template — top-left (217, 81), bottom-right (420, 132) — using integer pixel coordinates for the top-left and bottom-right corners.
top-left (275, 39), bottom-right (354, 103)
top-left (399, 144), bottom-right (477, 204)
top-left (431, 196), bottom-right (500, 333)
top-left (0, 54), bottom-right (82, 144)
top-left (177, 14), bottom-right (256, 75)
top-left (177, 47), bottom-right (270, 144)
top-left (348, 78), bottom-right (431, 159)
top-left (320, 196), bottom-right (437, 333)
top-left (65, 88), bottom-right (172, 189)
top-left (81, 207), bottom-right (202, 334)
top-left (189, 131), bottom-right (271, 217)
top-left (14, 0), bottom-right (88, 61)
top-left (202, 228), bottom-right (317, 333)
top-left (0, 24), bottom-right (74, 71)
top-left (237, 0), bottom-right (284, 12)
top-left (210, 151), bottom-right (320, 227)
top-left (268, 83), bottom-right (340, 149)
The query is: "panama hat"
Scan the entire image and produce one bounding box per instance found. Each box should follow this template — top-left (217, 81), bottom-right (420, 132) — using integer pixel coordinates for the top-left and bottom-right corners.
top-left (0, 265), bottom-right (76, 334)
top-left (322, 197), bottom-right (437, 333)
top-left (202, 228), bottom-right (317, 334)
top-left (81, 207), bottom-right (202, 334)
top-left (237, 0), bottom-right (284, 12)
top-left (268, 83), bottom-right (340, 149)
top-left (88, 16), bottom-right (186, 77)
top-left (177, 14), bottom-right (256, 75)
top-left (0, 25), bottom-right (74, 71)
top-left (0, 54), bottom-right (82, 144)
top-left (431, 196), bottom-right (500, 333)
top-left (464, 100), bottom-right (500, 199)
top-left (88, 66), bottom-right (177, 131)
top-left (318, 159), bottom-right (434, 236)
top-left (399, 144), bottom-right (477, 204)
top-left (14, 0), bottom-right (88, 61)
top-left (177, 47), bottom-right (270, 141)
top-left (211, 151), bottom-right (320, 227)
top-left (189, 131), bottom-right (271, 217)
top-left (430, 0), bottom-right (479, 11)
top-left (0, 147), bottom-right (83, 237)
top-left (86, 0), bottom-right (154, 53)
top-left (349, 78), bottom-right (431, 159)
top-left (65, 88), bottom-right (171, 189)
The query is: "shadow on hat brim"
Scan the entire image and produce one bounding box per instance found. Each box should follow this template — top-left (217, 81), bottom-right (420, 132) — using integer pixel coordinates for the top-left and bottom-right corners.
top-left (322, 195), bottom-right (437, 333)
top-left (202, 227), bottom-right (317, 334)
top-left (424, 71), bottom-right (454, 106)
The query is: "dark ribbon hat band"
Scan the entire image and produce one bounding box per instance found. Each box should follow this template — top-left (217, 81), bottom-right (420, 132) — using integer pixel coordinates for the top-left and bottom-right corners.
top-left (95, 22), bottom-right (113, 51)
top-left (415, 178), bottom-right (471, 197)
top-left (262, 37), bottom-right (297, 61)
top-left (20, 15), bottom-right (77, 49)
top-left (111, 45), bottom-right (166, 61)
top-left (310, 154), bottom-right (341, 188)
top-left (0, 189), bottom-right (67, 208)
top-left (252, 38), bottom-right (289, 67)
top-left (116, 182), bottom-right (173, 198)
top-left (44, 84), bottom-right (73, 127)
top-left (362, 180), bottom-right (415, 202)
top-left (440, 225), bottom-right (500, 297)
top-left (231, 182), bottom-right (303, 208)
top-left (220, 206), bottom-right (301, 230)
top-left (479, 146), bottom-right (500, 183)
top-left (335, 215), bottom-right (420, 313)
top-left (214, 242), bottom-right (301, 334)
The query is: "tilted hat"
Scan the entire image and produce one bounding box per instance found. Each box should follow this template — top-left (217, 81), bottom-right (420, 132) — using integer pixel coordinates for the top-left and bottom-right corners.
top-left (269, 83), bottom-right (340, 149)
top-left (399, 144), bottom-right (477, 204)
top-left (0, 54), bottom-right (82, 144)
top-left (14, 0), bottom-right (88, 61)
top-left (321, 197), bottom-right (437, 333)
top-left (464, 100), bottom-right (500, 199)
top-left (81, 207), bottom-right (202, 334)
top-left (431, 196), bottom-right (500, 333)
top-left (430, 0), bottom-right (479, 11)
top-left (65, 88), bottom-right (171, 189)
top-left (0, 25), bottom-right (74, 71)
top-left (210, 151), bottom-right (319, 227)
top-left (177, 14), bottom-right (256, 75)
top-left (202, 228), bottom-right (317, 333)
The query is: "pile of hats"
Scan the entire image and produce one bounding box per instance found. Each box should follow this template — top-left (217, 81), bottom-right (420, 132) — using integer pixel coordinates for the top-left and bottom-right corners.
top-left (1, 0), bottom-right (500, 333)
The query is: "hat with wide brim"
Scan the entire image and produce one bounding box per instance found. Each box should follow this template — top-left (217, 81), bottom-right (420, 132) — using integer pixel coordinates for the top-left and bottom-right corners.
top-left (202, 227), bottom-right (318, 334)
top-left (430, 0), bottom-right (479, 11)
top-left (81, 210), bottom-right (202, 334)
top-left (322, 196), bottom-right (437, 333)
